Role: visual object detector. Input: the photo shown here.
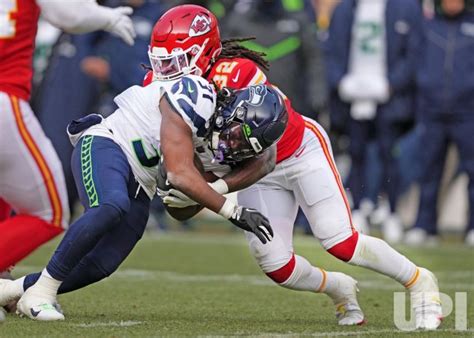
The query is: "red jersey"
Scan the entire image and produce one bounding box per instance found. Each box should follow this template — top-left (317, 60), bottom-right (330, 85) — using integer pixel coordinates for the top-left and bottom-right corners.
top-left (0, 0), bottom-right (40, 100)
top-left (207, 58), bottom-right (305, 163)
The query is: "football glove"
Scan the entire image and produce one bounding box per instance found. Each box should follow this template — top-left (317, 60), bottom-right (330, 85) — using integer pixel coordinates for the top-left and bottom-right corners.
top-left (229, 206), bottom-right (273, 244)
top-left (163, 189), bottom-right (198, 208)
top-left (104, 6), bottom-right (136, 46)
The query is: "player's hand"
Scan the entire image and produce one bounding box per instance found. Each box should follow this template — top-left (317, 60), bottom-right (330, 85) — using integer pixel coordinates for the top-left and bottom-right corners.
top-left (105, 6), bottom-right (136, 46)
top-left (163, 189), bottom-right (198, 208)
top-left (156, 187), bottom-right (170, 198)
top-left (229, 207), bottom-right (273, 244)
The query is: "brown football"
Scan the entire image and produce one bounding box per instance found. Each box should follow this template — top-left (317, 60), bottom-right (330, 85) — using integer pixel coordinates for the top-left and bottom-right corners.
top-left (157, 155), bottom-right (218, 221)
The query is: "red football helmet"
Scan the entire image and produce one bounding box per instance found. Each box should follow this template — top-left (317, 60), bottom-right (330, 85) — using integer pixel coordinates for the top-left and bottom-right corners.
top-left (148, 5), bottom-right (222, 81)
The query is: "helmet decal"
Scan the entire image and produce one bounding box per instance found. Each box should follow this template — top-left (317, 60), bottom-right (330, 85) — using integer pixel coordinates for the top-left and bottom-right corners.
top-left (246, 85), bottom-right (267, 106)
top-left (189, 15), bottom-right (212, 37)
top-left (242, 124), bottom-right (252, 138)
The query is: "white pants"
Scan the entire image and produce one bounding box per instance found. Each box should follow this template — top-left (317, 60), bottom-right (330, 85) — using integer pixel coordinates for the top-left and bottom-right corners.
top-left (0, 92), bottom-right (69, 228)
top-left (238, 118), bottom-right (354, 272)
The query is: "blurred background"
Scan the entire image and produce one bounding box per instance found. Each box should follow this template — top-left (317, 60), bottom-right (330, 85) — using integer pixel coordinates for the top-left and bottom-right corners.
top-left (31, 0), bottom-right (474, 247)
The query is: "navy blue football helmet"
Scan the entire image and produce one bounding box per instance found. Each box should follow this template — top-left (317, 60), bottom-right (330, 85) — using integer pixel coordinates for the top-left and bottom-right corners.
top-left (209, 84), bottom-right (288, 163)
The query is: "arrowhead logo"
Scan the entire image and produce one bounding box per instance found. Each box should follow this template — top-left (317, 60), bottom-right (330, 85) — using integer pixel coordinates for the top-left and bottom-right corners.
top-left (189, 15), bottom-right (211, 37)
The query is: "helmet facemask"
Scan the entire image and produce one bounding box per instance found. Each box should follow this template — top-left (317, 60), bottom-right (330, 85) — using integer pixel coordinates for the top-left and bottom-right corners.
top-left (148, 39), bottom-right (209, 81)
top-left (210, 121), bottom-right (263, 163)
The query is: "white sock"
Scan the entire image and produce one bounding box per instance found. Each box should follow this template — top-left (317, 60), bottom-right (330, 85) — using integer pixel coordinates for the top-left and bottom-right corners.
top-left (1, 276), bottom-right (25, 303)
top-left (11, 276), bottom-right (25, 296)
top-left (280, 255), bottom-right (325, 291)
top-left (322, 271), bottom-right (345, 295)
top-left (31, 269), bottom-right (62, 301)
top-left (349, 234), bottom-right (417, 286)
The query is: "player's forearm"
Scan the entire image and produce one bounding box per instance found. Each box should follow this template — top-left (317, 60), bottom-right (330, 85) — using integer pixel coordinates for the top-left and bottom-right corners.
top-left (222, 146), bottom-right (276, 193)
top-left (37, 0), bottom-right (117, 33)
top-left (167, 166), bottom-right (227, 215)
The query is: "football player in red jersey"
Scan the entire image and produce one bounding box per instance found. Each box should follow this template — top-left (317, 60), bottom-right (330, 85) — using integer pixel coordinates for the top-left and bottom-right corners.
top-left (145, 5), bottom-right (443, 329)
top-left (0, 0), bottom-right (135, 276)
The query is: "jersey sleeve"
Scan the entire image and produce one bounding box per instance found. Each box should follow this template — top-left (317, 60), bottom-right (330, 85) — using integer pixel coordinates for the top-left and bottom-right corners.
top-left (162, 75), bottom-right (216, 137)
top-left (212, 59), bottom-right (267, 90)
top-left (37, 0), bottom-right (115, 34)
top-left (143, 70), bottom-right (153, 87)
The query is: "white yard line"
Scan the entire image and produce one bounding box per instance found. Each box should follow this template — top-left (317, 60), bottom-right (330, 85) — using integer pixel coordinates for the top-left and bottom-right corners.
top-left (74, 320), bottom-right (143, 328)
top-left (12, 266), bottom-right (474, 290)
top-left (255, 328), bottom-right (474, 337)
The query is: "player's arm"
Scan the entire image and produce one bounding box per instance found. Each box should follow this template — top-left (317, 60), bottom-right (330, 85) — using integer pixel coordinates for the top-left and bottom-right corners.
top-left (37, 0), bottom-right (135, 45)
top-left (160, 95), bottom-right (226, 213)
top-left (159, 96), bottom-right (273, 244)
top-left (163, 146), bottom-right (275, 208)
top-left (219, 145), bottom-right (276, 193)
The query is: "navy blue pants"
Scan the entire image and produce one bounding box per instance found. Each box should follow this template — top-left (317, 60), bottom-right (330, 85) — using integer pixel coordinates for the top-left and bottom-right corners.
top-left (414, 116), bottom-right (474, 234)
top-left (348, 118), bottom-right (407, 211)
top-left (24, 136), bottom-right (150, 292)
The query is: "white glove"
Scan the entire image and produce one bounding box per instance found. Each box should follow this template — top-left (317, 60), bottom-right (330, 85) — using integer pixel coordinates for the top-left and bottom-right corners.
top-left (163, 189), bottom-right (198, 208)
top-left (162, 179), bottom-right (229, 208)
top-left (104, 6), bottom-right (136, 46)
top-left (156, 187), bottom-right (170, 198)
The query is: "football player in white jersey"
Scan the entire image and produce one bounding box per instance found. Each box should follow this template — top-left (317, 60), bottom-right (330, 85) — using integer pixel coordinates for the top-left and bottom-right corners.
top-left (0, 76), bottom-right (284, 321)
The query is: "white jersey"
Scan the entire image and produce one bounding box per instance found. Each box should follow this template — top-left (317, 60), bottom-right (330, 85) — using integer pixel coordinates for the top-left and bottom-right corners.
top-left (83, 75), bottom-right (216, 198)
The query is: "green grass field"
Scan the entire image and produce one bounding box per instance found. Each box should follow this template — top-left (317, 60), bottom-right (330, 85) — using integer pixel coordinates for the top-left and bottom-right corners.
top-left (1, 229), bottom-right (473, 337)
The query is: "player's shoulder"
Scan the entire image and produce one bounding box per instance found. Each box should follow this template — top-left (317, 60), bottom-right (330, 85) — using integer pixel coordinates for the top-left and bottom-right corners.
top-left (166, 75), bottom-right (215, 104)
top-left (210, 58), bottom-right (266, 89)
top-left (161, 75), bottom-right (216, 136)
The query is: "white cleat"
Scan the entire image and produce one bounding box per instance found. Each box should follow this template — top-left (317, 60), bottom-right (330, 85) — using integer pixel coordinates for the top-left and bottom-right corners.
top-left (408, 268), bottom-right (442, 330)
top-left (382, 214), bottom-right (404, 244)
top-left (405, 228), bottom-right (439, 247)
top-left (0, 279), bottom-right (22, 307)
top-left (325, 273), bottom-right (365, 326)
top-left (16, 288), bottom-right (64, 321)
top-left (465, 229), bottom-right (474, 247)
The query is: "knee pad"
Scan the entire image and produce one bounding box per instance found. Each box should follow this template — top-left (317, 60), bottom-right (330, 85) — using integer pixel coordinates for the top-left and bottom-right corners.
top-left (266, 254), bottom-right (295, 284)
top-left (327, 231), bottom-right (359, 262)
top-left (248, 233), bottom-right (293, 277)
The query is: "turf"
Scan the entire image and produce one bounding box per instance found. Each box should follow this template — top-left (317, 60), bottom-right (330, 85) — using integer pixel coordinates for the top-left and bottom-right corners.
top-left (1, 230), bottom-right (473, 337)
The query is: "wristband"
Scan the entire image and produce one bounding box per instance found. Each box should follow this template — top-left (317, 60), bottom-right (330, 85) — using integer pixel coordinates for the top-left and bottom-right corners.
top-left (218, 198), bottom-right (237, 219)
top-left (208, 179), bottom-right (229, 195)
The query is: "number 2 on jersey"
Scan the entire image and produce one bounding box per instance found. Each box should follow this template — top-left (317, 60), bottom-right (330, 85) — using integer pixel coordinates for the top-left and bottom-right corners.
top-left (0, 0), bottom-right (17, 38)
top-left (213, 61), bottom-right (238, 88)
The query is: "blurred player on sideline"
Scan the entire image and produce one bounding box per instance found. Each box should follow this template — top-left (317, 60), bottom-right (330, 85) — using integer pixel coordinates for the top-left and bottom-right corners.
top-left (145, 5), bottom-right (443, 329)
top-left (0, 0), bottom-right (136, 275)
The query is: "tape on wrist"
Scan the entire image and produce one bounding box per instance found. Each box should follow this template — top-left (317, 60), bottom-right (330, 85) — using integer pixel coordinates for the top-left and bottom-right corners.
top-left (208, 179), bottom-right (229, 195)
top-left (218, 198), bottom-right (237, 219)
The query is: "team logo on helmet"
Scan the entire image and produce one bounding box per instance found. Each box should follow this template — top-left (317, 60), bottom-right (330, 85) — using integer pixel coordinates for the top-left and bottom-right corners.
top-left (189, 15), bottom-right (211, 37)
top-left (246, 85), bottom-right (267, 106)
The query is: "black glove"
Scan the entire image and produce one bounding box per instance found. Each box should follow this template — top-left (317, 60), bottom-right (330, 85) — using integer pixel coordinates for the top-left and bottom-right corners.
top-left (229, 206), bottom-right (274, 244)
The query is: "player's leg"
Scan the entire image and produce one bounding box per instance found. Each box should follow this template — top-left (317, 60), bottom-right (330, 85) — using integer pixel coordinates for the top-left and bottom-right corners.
top-left (0, 94), bottom-right (69, 272)
top-left (450, 118), bottom-right (474, 242)
top-left (16, 135), bottom-right (132, 320)
top-left (301, 118), bottom-right (442, 329)
top-left (406, 120), bottom-right (447, 243)
top-left (0, 199), bottom-right (11, 221)
top-left (21, 189), bottom-right (150, 293)
top-left (238, 169), bottom-right (364, 325)
top-left (0, 190), bottom-right (149, 310)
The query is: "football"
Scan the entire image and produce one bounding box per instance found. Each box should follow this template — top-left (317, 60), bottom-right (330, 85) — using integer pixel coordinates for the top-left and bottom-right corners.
top-left (157, 155), bottom-right (217, 221)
